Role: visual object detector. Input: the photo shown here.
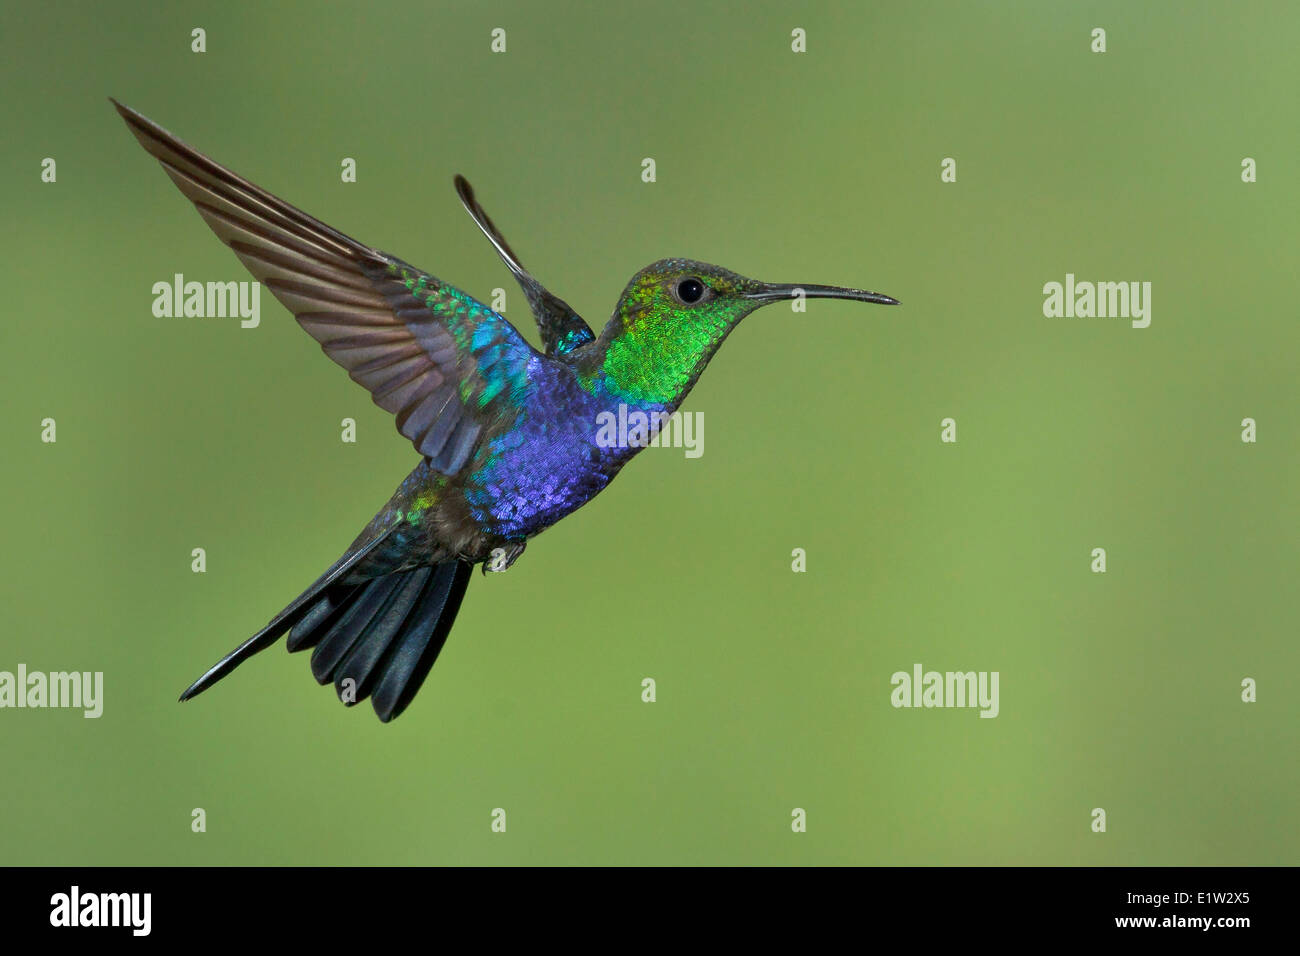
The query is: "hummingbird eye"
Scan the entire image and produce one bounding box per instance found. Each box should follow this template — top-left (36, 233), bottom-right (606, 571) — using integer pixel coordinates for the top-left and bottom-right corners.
top-left (674, 277), bottom-right (708, 305)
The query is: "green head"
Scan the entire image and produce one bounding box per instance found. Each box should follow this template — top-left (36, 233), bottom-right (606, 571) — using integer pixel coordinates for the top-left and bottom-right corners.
top-left (590, 258), bottom-right (898, 408)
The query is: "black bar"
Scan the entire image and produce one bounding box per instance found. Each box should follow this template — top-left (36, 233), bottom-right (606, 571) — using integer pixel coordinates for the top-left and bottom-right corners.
top-left (3, 866), bottom-right (1285, 940)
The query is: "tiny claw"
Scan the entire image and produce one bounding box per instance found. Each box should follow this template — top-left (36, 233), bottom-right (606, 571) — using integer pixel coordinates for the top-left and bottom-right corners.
top-left (482, 542), bottom-right (526, 573)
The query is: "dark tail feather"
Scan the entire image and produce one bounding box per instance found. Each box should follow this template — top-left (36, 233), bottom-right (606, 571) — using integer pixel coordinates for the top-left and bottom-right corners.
top-left (307, 573), bottom-right (412, 681)
top-left (370, 561), bottom-right (472, 722)
top-left (330, 569), bottom-right (433, 698)
top-left (287, 559), bottom-right (473, 722)
top-left (284, 585), bottom-right (359, 653)
top-left (178, 528), bottom-right (394, 703)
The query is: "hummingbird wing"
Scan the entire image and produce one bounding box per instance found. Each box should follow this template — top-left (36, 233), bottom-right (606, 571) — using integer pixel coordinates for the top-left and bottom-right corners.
top-left (114, 99), bottom-right (542, 476)
top-left (453, 175), bottom-right (596, 356)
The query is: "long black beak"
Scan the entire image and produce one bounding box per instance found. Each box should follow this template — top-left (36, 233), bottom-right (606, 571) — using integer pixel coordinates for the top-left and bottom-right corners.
top-left (746, 282), bottom-right (899, 306)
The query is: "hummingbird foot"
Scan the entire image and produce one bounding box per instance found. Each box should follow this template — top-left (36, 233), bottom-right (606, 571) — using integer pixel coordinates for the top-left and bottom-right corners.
top-left (483, 542), bottom-right (526, 574)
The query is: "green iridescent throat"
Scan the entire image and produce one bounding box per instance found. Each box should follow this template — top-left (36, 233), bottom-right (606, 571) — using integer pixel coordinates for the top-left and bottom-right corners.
top-left (597, 271), bottom-right (750, 408)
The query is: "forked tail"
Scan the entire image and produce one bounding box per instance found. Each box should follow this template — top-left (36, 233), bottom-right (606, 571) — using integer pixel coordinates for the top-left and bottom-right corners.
top-left (180, 532), bottom-right (473, 722)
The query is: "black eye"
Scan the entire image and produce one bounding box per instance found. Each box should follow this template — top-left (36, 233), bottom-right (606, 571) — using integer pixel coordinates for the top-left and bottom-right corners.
top-left (676, 277), bottom-right (706, 304)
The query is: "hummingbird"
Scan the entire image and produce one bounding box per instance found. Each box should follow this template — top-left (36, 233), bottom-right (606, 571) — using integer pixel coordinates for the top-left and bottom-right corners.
top-left (113, 99), bottom-right (899, 722)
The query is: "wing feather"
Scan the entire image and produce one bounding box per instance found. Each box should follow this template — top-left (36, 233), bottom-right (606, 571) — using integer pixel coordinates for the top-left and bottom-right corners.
top-left (114, 98), bottom-right (541, 476)
top-left (453, 174), bottom-right (595, 356)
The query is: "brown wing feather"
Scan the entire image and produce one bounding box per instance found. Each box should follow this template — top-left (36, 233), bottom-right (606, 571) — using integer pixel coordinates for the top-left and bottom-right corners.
top-left (113, 98), bottom-right (537, 475)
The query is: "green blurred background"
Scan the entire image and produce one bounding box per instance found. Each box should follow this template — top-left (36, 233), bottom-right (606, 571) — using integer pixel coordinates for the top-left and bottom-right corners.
top-left (2, 1), bottom-right (1296, 865)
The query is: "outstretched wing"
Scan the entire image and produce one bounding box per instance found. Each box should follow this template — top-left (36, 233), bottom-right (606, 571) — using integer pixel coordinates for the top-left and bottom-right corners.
top-left (453, 175), bottom-right (595, 357)
top-left (114, 99), bottom-right (539, 476)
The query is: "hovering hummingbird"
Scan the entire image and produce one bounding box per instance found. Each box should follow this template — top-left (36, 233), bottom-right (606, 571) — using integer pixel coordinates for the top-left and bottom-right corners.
top-left (112, 99), bottom-right (899, 722)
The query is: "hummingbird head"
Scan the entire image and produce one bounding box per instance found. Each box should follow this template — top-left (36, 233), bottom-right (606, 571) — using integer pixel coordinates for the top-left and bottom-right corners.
top-left (591, 258), bottom-right (898, 408)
